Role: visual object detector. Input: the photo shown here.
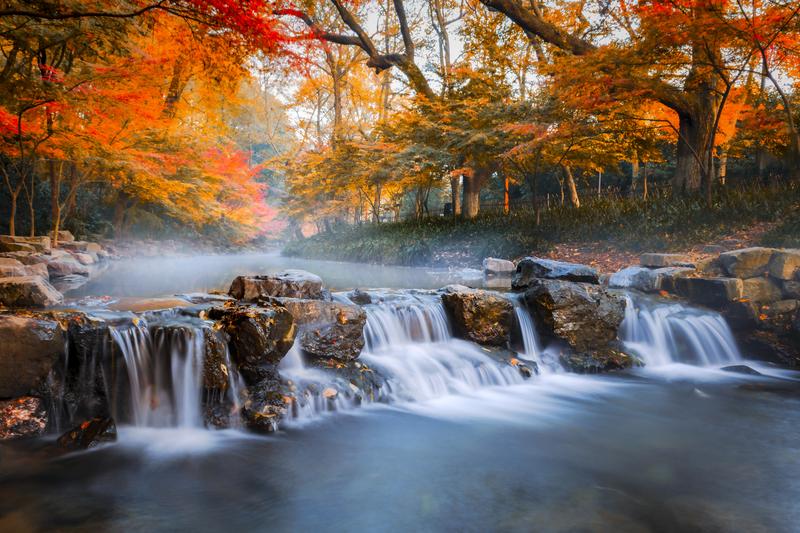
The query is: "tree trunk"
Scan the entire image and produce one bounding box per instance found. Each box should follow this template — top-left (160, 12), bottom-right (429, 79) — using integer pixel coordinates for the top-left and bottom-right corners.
top-left (49, 160), bottom-right (60, 245)
top-left (563, 165), bottom-right (580, 208)
top-left (373, 182), bottom-right (382, 223)
top-left (717, 148), bottom-right (728, 185)
top-left (462, 166), bottom-right (490, 219)
top-left (8, 190), bottom-right (19, 237)
top-left (643, 164), bottom-right (649, 200)
top-left (503, 175), bottom-right (510, 214)
top-left (449, 176), bottom-right (461, 217)
top-left (673, 102), bottom-right (716, 194)
top-left (27, 172), bottom-right (35, 237)
top-left (630, 151), bottom-right (640, 195)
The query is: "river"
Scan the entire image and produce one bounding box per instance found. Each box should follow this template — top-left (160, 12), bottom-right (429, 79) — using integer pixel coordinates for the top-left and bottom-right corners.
top-left (1, 253), bottom-right (798, 532)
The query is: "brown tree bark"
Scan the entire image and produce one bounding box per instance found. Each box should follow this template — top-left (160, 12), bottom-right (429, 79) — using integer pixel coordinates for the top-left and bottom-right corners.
top-left (563, 165), bottom-right (580, 208)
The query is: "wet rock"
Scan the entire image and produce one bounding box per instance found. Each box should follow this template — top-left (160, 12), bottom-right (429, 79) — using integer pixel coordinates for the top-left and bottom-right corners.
top-left (53, 230), bottom-right (75, 243)
top-left (513, 257), bottom-right (599, 289)
top-left (782, 281), bottom-right (800, 300)
top-left (47, 256), bottom-right (90, 277)
top-left (0, 251), bottom-right (49, 265)
top-left (0, 276), bottom-right (63, 307)
top-left (523, 279), bottom-right (625, 354)
top-left (718, 247), bottom-right (776, 278)
top-left (769, 249), bottom-right (800, 280)
top-left (723, 300), bottom-right (761, 330)
top-left (0, 396), bottom-right (47, 440)
top-left (0, 236), bottom-right (50, 253)
top-left (483, 257), bottom-right (515, 276)
top-left (60, 241), bottom-right (102, 254)
top-left (441, 285), bottom-right (513, 346)
top-left (0, 258), bottom-right (28, 277)
top-left (347, 288), bottom-right (372, 305)
top-left (741, 277), bottom-right (783, 304)
top-left (56, 417), bottom-right (117, 451)
top-left (208, 303), bottom-right (296, 384)
top-left (279, 298), bottom-right (366, 362)
top-left (721, 364), bottom-right (761, 375)
top-left (202, 328), bottom-right (231, 391)
top-left (609, 266), bottom-right (693, 293)
top-left (0, 241), bottom-right (35, 253)
top-left (71, 252), bottom-right (95, 266)
top-left (229, 269), bottom-right (324, 301)
top-left (240, 366), bottom-right (288, 433)
top-left (735, 329), bottom-right (800, 367)
top-left (640, 253), bottom-right (691, 268)
top-left (559, 348), bottom-right (634, 374)
top-left (673, 277), bottom-right (743, 308)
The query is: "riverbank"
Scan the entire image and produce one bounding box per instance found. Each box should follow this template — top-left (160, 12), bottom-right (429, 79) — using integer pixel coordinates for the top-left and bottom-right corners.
top-left (283, 185), bottom-right (800, 268)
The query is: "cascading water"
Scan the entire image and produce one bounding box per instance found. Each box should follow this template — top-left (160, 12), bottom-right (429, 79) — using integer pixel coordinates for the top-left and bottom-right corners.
top-left (621, 295), bottom-right (742, 367)
top-left (510, 294), bottom-right (549, 372)
top-left (359, 293), bottom-right (523, 402)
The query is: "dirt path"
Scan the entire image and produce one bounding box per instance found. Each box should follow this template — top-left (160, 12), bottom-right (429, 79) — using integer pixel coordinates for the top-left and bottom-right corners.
top-left (541, 221), bottom-right (780, 274)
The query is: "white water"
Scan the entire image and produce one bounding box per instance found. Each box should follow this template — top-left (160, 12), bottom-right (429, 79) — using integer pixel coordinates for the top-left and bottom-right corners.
top-left (511, 294), bottom-right (549, 372)
top-left (621, 295), bottom-right (742, 367)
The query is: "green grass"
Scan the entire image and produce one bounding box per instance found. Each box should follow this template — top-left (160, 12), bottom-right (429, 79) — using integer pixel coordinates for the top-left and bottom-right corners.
top-left (283, 184), bottom-right (800, 266)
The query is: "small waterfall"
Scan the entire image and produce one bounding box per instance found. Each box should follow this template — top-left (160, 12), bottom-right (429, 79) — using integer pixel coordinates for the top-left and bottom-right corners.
top-left (622, 295), bottom-right (742, 367)
top-left (511, 295), bottom-right (546, 371)
top-left (359, 294), bottom-right (523, 402)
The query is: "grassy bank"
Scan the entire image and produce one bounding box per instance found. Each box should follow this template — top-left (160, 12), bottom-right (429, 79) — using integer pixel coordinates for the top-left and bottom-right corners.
top-left (283, 184), bottom-right (800, 267)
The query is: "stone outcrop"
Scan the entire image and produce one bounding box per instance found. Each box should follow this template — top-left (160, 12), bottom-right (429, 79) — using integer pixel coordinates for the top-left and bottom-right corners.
top-left (0, 315), bottom-right (65, 397)
top-left (673, 277), bottom-right (744, 308)
top-left (208, 303), bottom-right (296, 384)
top-left (609, 266), bottom-right (693, 293)
top-left (0, 276), bottom-right (63, 307)
top-left (346, 288), bottom-right (372, 305)
top-left (718, 247), bottom-right (776, 278)
top-left (741, 277), bottom-right (783, 303)
top-left (483, 257), bottom-right (515, 276)
top-left (513, 257), bottom-right (599, 289)
top-left (639, 253), bottom-right (691, 268)
top-left (0, 396), bottom-right (48, 440)
top-left (278, 298), bottom-right (366, 361)
top-left (769, 249), bottom-right (800, 281)
top-left (522, 279), bottom-right (626, 356)
top-left (229, 269), bottom-right (324, 301)
top-left (56, 417), bottom-right (117, 450)
top-left (47, 256), bottom-right (90, 277)
top-left (440, 285), bottom-right (513, 346)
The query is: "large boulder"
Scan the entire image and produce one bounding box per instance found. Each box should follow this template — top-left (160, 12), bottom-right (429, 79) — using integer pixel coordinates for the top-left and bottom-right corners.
top-left (60, 241), bottom-right (102, 254)
top-left (0, 315), bottom-right (65, 397)
top-left (0, 236), bottom-right (50, 253)
top-left (673, 277), bottom-right (743, 308)
top-left (229, 270), bottom-right (324, 301)
top-left (483, 257), bottom-right (515, 276)
top-left (0, 241), bottom-right (35, 253)
top-left (47, 256), bottom-right (90, 277)
top-left (208, 303), bottom-right (296, 384)
top-left (0, 258), bottom-right (28, 277)
top-left (782, 281), bottom-right (800, 300)
top-left (769, 249), bottom-right (800, 281)
top-left (0, 276), bottom-right (63, 307)
top-left (441, 285), bottom-right (513, 346)
top-left (346, 288), bottom-right (372, 305)
top-left (609, 266), bottom-right (693, 293)
top-left (278, 298), bottom-right (366, 361)
top-left (718, 247), bottom-right (776, 278)
top-left (0, 251), bottom-right (49, 265)
top-left (53, 230), bottom-right (75, 243)
top-left (639, 253), bottom-right (691, 268)
top-left (741, 277), bottom-right (783, 304)
top-left (513, 257), bottom-right (599, 289)
top-left (559, 349), bottom-right (634, 374)
top-left (522, 279), bottom-right (626, 355)
top-left (0, 396), bottom-right (47, 440)
top-left (239, 366), bottom-right (288, 433)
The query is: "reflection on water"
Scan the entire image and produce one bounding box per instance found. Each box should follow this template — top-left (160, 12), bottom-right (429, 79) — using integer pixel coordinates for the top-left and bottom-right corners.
top-left (1, 371), bottom-right (799, 532)
top-left (66, 251), bottom-right (485, 298)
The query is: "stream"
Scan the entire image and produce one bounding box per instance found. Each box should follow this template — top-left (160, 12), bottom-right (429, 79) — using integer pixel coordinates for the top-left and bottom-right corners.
top-left (1, 253), bottom-right (799, 532)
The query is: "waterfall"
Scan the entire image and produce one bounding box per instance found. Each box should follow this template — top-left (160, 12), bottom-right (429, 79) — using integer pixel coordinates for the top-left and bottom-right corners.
top-left (511, 294), bottom-right (547, 372)
top-left (359, 293), bottom-right (523, 402)
top-left (621, 295), bottom-right (742, 367)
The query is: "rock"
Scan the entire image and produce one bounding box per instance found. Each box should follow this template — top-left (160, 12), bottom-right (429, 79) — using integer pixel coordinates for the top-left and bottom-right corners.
top-left (71, 252), bottom-right (95, 265)
top-left (23, 262), bottom-right (49, 279)
top-left (513, 257), bottom-right (599, 288)
top-left (764, 299), bottom-right (800, 317)
top-left (208, 303), bottom-right (296, 384)
top-left (278, 298), bottom-right (366, 362)
top-left (0, 396), bottom-right (47, 440)
top-left (523, 279), bottom-right (625, 354)
top-left (724, 300), bottom-right (761, 330)
top-left (0, 241), bottom-right (35, 253)
top-left (695, 256), bottom-right (724, 276)
top-left (229, 270), bottom-right (324, 301)
top-left (0, 236), bottom-right (50, 252)
top-left (741, 277), bottom-right (783, 303)
top-left (782, 281), bottom-right (800, 300)
top-left (347, 288), bottom-right (372, 305)
top-left (47, 256), bottom-right (90, 277)
top-left (0, 315), bottom-right (65, 397)
top-left (768, 249), bottom-right (800, 280)
top-left (0, 258), bottom-right (28, 277)
top-left (441, 285), bottom-right (513, 346)
top-left (60, 241), bottom-right (101, 254)
top-left (483, 257), bottom-right (515, 276)
top-left (673, 277), bottom-right (743, 308)
top-left (56, 417), bottom-right (117, 450)
top-left (202, 328), bottom-right (232, 391)
top-left (721, 365), bottom-right (761, 375)
top-left (53, 230), bottom-right (75, 243)
top-left (639, 253), bottom-right (691, 268)
top-left (609, 266), bottom-right (693, 293)
top-left (702, 245), bottom-right (727, 254)
top-left (718, 247), bottom-right (776, 278)
top-left (559, 349), bottom-right (635, 374)
top-left (0, 276), bottom-right (63, 307)
top-left (240, 366), bottom-right (288, 433)
top-left (0, 252), bottom-right (49, 265)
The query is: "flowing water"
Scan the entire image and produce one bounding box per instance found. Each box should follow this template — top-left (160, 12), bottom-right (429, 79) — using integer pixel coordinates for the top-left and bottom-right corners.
top-left (2, 255), bottom-right (799, 532)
